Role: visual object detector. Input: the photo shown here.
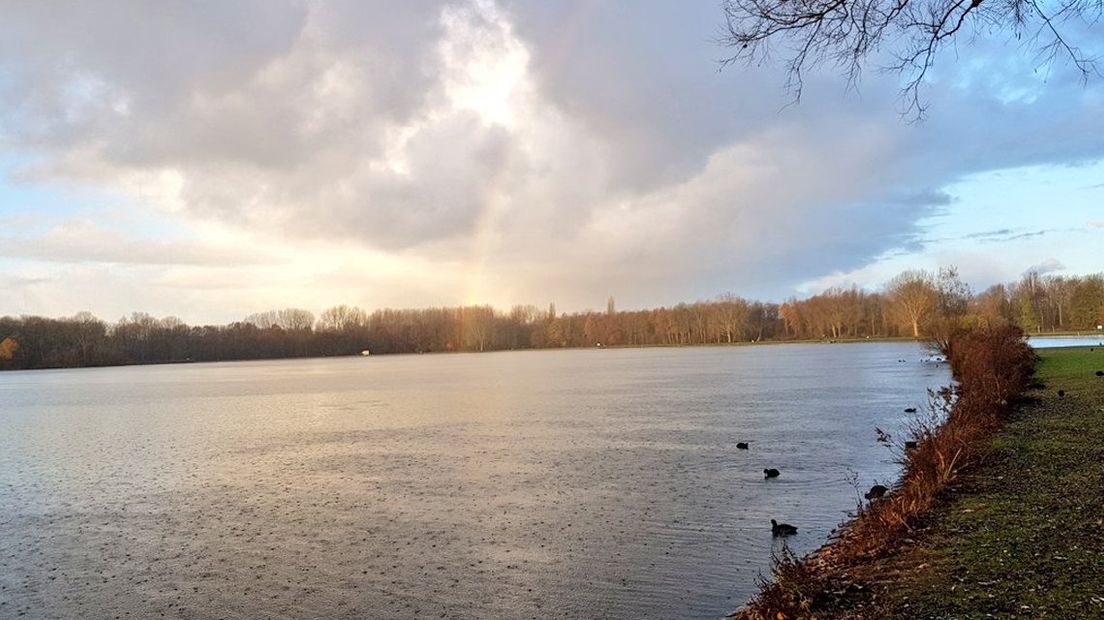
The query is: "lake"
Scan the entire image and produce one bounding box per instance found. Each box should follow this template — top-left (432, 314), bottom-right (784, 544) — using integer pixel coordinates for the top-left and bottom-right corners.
top-left (0, 342), bottom-right (948, 619)
top-left (1025, 334), bottom-right (1104, 348)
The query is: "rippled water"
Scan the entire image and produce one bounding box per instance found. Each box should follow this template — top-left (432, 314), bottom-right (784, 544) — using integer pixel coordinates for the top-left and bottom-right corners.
top-left (0, 343), bottom-right (948, 619)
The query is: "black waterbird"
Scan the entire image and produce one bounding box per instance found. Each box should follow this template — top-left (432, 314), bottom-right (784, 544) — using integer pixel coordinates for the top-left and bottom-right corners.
top-left (763, 468), bottom-right (780, 478)
top-left (865, 484), bottom-right (889, 500)
top-left (771, 519), bottom-right (798, 537)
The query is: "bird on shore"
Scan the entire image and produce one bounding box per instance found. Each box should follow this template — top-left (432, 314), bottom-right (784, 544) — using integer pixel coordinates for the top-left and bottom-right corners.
top-left (1058, 389), bottom-right (1066, 398)
top-left (904, 440), bottom-right (919, 450)
top-left (865, 484), bottom-right (889, 500)
top-left (736, 442), bottom-right (749, 450)
top-left (1095, 370), bottom-right (1103, 377)
top-left (904, 407), bottom-right (918, 413)
top-left (771, 519), bottom-right (798, 537)
top-left (763, 468), bottom-right (780, 478)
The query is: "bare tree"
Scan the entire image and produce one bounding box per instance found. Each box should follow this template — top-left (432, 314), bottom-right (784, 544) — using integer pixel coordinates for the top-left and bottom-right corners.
top-left (716, 293), bottom-right (752, 342)
top-left (243, 310), bottom-right (280, 330)
top-left (936, 266), bottom-right (972, 318)
top-left (720, 0), bottom-right (1101, 117)
top-left (245, 308), bottom-right (314, 331)
top-left (1042, 275), bottom-right (1074, 329)
top-left (277, 308), bottom-right (315, 332)
top-left (887, 270), bottom-right (938, 337)
top-left (972, 283), bottom-right (1012, 327)
top-left (461, 306), bottom-right (495, 352)
top-left (318, 305), bottom-right (368, 333)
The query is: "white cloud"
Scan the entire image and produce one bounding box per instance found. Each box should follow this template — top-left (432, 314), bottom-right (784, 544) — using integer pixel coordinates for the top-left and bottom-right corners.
top-left (1024, 258), bottom-right (1066, 275)
top-left (0, 219), bottom-right (282, 267)
top-left (0, 1), bottom-right (1102, 321)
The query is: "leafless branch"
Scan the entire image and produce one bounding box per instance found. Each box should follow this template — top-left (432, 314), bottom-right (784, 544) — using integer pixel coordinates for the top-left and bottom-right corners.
top-left (720, 0), bottom-right (1102, 119)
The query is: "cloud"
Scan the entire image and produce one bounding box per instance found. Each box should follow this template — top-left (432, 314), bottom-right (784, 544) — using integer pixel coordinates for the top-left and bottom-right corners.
top-left (0, 1), bottom-right (1102, 319)
top-left (891, 189), bottom-right (955, 208)
top-left (1024, 258), bottom-right (1066, 275)
top-left (956, 228), bottom-right (1054, 243)
top-left (0, 219), bottom-right (282, 267)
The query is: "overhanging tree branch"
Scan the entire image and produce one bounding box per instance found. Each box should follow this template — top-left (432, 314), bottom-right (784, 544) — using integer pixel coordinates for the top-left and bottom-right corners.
top-left (720, 0), bottom-right (1102, 118)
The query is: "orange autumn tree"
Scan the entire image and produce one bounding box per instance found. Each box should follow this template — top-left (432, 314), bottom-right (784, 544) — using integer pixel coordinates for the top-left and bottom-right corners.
top-left (0, 337), bottom-right (19, 361)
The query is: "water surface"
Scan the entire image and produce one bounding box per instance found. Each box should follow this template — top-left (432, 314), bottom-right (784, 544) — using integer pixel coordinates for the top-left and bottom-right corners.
top-left (1026, 335), bottom-right (1104, 348)
top-left (0, 342), bottom-right (947, 619)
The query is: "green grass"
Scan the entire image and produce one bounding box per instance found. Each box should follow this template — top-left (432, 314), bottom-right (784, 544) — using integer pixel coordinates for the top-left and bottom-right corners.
top-left (877, 347), bottom-right (1104, 618)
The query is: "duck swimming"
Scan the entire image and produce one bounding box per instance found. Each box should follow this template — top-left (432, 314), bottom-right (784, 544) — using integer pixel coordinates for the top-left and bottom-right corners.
top-left (771, 519), bottom-right (798, 537)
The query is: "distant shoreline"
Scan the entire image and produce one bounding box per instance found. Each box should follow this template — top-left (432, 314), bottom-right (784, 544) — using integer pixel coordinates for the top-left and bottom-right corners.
top-left (4, 333), bottom-right (1101, 374)
top-left (0, 335), bottom-right (929, 373)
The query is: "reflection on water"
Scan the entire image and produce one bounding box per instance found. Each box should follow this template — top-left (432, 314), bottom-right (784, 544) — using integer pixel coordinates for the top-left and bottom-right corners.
top-left (0, 343), bottom-right (947, 619)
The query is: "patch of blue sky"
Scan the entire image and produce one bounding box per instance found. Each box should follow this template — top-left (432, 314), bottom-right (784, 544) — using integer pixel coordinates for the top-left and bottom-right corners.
top-left (0, 153), bottom-right (193, 242)
top-left (0, 155), bottom-right (89, 227)
top-left (905, 159), bottom-right (1104, 281)
top-left (946, 24), bottom-right (1102, 105)
top-left (919, 159), bottom-right (1104, 242)
top-left (798, 158), bottom-right (1104, 293)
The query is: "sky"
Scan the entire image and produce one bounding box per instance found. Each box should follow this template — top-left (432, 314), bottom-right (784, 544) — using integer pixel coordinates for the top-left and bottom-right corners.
top-left (0, 1), bottom-right (1101, 324)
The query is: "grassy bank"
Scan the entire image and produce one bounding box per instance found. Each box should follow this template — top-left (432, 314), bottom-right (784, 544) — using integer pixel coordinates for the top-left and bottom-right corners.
top-left (859, 346), bottom-right (1104, 617)
top-left (740, 345), bottom-right (1104, 618)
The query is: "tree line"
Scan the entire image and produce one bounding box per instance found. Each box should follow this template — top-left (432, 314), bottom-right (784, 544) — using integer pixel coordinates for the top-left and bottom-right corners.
top-left (1, 268), bottom-right (1102, 370)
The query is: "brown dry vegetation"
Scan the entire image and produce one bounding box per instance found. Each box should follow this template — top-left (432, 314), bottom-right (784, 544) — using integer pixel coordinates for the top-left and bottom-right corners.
top-left (736, 325), bottom-right (1035, 619)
